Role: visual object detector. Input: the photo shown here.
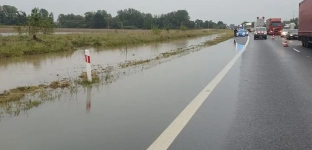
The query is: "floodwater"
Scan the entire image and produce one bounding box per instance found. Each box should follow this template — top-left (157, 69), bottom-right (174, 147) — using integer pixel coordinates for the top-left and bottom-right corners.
top-left (0, 34), bottom-right (218, 93)
top-left (0, 35), bottom-right (242, 150)
top-left (0, 32), bottom-right (84, 36)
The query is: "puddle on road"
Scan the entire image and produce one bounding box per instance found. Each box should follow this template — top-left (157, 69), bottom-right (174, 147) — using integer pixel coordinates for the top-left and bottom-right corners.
top-left (0, 34), bottom-right (218, 93)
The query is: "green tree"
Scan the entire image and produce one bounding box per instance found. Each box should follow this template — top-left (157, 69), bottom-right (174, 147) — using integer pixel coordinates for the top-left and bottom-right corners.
top-left (28, 8), bottom-right (41, 35)
top-left (27, 7), bottom-right (54, 35)
top-left (92, 12), bottom-right (105, 28)
top-left (195, 19), bottom-right (204, 28)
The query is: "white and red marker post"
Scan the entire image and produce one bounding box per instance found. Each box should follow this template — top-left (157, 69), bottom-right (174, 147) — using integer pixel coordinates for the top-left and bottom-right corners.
top-left (84, 50), bottom-right (92, 82)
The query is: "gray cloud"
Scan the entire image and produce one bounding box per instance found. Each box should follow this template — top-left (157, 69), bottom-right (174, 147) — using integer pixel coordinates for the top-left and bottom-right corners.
top-left (2, 0), bottom-right (302, 25)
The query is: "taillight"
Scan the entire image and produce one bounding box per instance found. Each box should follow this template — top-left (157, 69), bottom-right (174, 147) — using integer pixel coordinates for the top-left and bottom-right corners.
top-left (264, 31), bottom-right (267, 34)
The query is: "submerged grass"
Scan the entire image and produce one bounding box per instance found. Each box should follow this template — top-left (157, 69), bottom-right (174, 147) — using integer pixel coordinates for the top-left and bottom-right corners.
top-left (0, 29), bottom-right (228, 58)
top-left (75, 70), bottom-right (101, 86)
top-left (0, 85), bottom-right (47, 103)
top-left (118, 30), bottom-right (234, 68)
top-left (204, 30), bottom-right (234, 46)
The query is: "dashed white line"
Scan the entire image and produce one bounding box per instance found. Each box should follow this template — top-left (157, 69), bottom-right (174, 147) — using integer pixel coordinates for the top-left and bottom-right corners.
top-left (293, 48), bottom-right (300, 52)
top-left (147, 36), bottom-right (250, 150)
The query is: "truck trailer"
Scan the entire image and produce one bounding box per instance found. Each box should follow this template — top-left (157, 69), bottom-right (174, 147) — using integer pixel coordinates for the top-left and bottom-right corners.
top-left (298, 0), bottom-right (312, 48)
top-left (244, 22), bottom-right (253, 32)
top-left (254, 17), bottom-right (265, 28)
top-left (266, 18), bottom-right (283, 35)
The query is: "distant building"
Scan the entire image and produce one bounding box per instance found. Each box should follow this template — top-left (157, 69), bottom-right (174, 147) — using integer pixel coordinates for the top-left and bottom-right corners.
top-left (230, 24), bottom-right (235, 29)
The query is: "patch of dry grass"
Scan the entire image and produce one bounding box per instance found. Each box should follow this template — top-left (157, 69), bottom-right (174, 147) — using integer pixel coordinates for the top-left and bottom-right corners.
top-left (0, 85), bottom-right (46, 103)
top-left (49, 79), bottom-right (71, 89)
top-left (75, 70), bottom-right (101, 85)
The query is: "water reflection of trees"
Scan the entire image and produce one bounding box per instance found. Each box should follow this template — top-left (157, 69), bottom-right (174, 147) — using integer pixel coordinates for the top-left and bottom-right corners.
top-left (0, 51), bottom-right (75, 69)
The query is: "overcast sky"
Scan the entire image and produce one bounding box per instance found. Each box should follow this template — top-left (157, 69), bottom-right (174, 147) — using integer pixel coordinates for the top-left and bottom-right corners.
top-left (2, 0), bottom-right (302, 25)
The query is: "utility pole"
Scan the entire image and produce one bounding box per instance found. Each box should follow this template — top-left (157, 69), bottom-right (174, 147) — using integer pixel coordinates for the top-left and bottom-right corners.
top-left (107, 19), bottom-right (109, 29)
top-left (208, 20), bottom-right (210, 29)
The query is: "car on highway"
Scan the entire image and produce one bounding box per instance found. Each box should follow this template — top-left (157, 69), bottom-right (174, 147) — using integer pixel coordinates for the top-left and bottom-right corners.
top-left (286, 29), bottom-right (298, 40)
top-left (236, 29), bottom-right (248, 37)
top-left (281, 29), bottom-right (289, 37)
top-left (254, 27), bottom-right (267, 40)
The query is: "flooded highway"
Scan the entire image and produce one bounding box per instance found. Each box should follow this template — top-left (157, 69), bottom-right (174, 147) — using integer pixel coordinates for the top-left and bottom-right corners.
top-left (0, 34), bottom-right (218, 93)
top-left (0, 34), bottom-right (243, 150)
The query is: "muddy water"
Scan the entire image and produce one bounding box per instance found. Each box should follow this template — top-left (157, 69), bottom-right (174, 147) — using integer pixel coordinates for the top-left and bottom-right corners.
top-left (0, 34), bottom-right (218, 93)
top-left (0, 32), bottom-right (84, 36)
top-left (0, 36), bottom-right (241, 150)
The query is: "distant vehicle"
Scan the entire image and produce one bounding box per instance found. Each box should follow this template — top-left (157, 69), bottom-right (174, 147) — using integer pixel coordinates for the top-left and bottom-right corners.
top-left (236, 29), bottom-right (248, 37)
top-left (286, 29), bottom-right (298, 40)
top-left (284, 23), bottom-right (295, 30)
top-left (230, 24), bottom-right (235, 30)
top-left (254, 27), bottom-right (267, 40)
top-left (281, 29), bottom-right (289, 37)
top-left (266, 18), bottom-right (283, 35)
top-left (254, 17), bottom-right (265, 28)
top-left (244, 22), bottom-right (253, 32)
top-left (284, 25), bottom-right (290, 29)
top-left (289, 23), bottom-right (296, 29)
top-left (298, 0), bottom-right (312, 48)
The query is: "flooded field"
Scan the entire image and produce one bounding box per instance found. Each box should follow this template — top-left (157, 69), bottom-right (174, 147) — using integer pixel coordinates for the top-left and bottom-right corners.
top-left (0, 32), bottom-right (85, 36)
top-left (0, 34), bottom-right (218, 93)
top-left (0, 35), bottom-right (241, 149)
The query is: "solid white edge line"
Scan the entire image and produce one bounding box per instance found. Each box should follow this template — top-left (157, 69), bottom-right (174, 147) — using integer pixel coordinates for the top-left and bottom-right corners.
top-left (147, 36), bottom-right (250, 150)
top-left (293, 48), bottom-right (300, 52)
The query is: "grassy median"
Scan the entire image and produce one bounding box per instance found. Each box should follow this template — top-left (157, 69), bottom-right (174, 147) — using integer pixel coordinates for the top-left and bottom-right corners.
top-left (0, 29), bottom-right (229, 58)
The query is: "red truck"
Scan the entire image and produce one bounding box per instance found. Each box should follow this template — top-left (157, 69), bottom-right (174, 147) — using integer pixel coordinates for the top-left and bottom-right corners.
top-left (266, 18), bottom-right (283, 35)
top-left (298, 0), bottom-right (312, 48)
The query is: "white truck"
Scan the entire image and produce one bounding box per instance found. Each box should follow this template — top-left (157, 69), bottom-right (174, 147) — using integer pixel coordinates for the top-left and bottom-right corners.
top-left (244, 22), bottom-right (253, 32)
top-left (284, 23), bottom-right (296, 29)
top-left (254, 17), bottom-right (265, 28)
top-left (289, 23), bottom-right (296, 29)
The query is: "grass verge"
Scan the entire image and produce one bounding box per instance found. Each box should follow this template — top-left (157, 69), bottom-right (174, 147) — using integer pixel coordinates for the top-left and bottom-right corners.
top-left (118, 29), bottom-right (234, 68)
top-left (0, 29), bottom-right (228, 58)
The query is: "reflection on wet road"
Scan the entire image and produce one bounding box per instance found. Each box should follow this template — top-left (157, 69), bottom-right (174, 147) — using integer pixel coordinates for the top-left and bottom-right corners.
top-left (3, 34), bottom-right (312, 149)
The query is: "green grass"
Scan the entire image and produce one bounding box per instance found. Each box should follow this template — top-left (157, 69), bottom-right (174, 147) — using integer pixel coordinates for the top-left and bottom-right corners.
top-left (0, 29), bottom-right (230, 58)
top-left (204, 30), bottom-right (234, 46)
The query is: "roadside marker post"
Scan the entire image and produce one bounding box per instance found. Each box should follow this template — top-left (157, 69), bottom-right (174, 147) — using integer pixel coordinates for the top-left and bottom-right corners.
top-left (84, 50), bottom-right (92, 82)
top-left (283, 40), bottom-right (289, 47)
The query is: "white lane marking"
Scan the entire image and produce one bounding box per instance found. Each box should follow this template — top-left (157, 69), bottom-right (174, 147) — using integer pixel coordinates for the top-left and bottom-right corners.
top-left (147, 36), bottom-right (250, 150)
top-left (293, 48), bottom-right (300, 52)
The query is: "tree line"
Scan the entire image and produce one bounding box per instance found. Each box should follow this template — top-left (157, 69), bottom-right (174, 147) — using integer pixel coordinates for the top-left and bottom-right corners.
top-left (0, 5), bottom-right (227, 30)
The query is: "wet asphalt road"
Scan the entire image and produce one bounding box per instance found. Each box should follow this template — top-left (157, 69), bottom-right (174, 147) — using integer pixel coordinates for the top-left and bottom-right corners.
top-left (169, 35), bottom-right (312, 150)
top-left (2, 34), bottom-right (312, 150)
